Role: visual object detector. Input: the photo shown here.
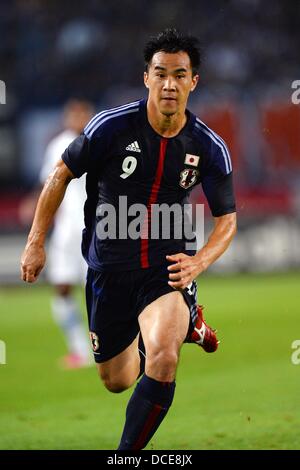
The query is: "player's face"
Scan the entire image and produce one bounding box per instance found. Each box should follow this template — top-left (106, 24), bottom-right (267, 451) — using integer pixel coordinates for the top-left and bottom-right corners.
top-left (144, 51), bottom-right (199, 117)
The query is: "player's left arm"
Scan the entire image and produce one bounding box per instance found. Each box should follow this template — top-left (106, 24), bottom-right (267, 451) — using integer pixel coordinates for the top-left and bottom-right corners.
top-left (167, 211), bottom-right (237, 289)
top-left (167, 140), bottom-right (237, 289)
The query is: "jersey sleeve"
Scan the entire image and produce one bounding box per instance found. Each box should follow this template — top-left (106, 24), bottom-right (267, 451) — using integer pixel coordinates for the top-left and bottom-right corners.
top-left (201, 138), bottom-right (236, 217)
top-left (61, 133), bottom-right (90, 178)
top-left (62, 110), bottom-right (112, 178)
top-left (61, 115), bottom-right (111, 178)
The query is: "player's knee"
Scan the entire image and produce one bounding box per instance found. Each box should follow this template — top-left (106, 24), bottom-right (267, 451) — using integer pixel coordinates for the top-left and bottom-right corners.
top-left (103, 379), bottom-right (128, 393)
top-left (98, 370), bottom-right (133, 394)
top-left (146, 348), bottom-right (179, 380)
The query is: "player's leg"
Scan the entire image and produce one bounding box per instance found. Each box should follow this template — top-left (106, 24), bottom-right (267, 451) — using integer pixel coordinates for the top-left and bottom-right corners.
top-left (48, 239), bottom-right (91, 368)
top-left (86, 268), bottom-right (144, 391)
top-left (139, 290), bottom-right (189, 380)
top-left (117, 291), bottom-right (189, 450)
top-left (52, 283), bottom-right (91, 368)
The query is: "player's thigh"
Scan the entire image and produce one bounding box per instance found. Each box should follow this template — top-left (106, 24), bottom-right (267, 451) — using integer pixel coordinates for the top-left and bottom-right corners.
top-left (138, 290), bottom-right (190, 354)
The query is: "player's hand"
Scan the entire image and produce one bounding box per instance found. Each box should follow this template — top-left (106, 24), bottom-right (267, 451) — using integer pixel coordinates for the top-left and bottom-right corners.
top-left (20, 243), bottom-right (46, 283)
top-left (166, 253), bottom-right (206, 290)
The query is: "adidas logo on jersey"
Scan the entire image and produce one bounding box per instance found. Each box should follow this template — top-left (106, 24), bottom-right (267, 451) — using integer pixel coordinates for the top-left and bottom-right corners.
top-left (126, 141), bottom-right (141, 153)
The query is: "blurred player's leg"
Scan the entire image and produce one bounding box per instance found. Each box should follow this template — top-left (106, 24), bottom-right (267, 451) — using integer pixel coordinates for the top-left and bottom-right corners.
top-left (48, 233), bottom-right (91, 369)
top-left (52, 285), bottom-right (91, 368)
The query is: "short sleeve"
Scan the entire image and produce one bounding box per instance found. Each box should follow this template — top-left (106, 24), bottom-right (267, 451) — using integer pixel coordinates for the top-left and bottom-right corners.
top-left (61, 134), bottom-right (90, 178)
top-left (201, 138), bottom-right (236, 217)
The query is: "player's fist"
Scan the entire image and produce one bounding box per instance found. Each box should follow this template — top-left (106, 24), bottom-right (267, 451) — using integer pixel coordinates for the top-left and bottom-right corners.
top-left (20, 243), bottom-right (46, 283)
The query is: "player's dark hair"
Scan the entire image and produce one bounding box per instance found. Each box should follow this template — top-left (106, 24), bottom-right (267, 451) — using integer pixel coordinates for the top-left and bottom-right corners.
top-left (144, 28), bottom-right (201, 76)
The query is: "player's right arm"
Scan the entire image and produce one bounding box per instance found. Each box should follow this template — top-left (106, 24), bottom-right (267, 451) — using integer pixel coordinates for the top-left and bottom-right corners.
top-left (21, 159), bottom-right (74, 283)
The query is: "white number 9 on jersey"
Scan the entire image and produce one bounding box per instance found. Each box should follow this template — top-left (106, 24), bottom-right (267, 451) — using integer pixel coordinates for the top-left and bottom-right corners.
top-left (120, 156), bottom-right (137, 179)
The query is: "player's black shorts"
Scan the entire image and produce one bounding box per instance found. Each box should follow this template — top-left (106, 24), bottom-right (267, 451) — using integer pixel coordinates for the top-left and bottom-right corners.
top-left (85, 265), bottom-right (198, 363)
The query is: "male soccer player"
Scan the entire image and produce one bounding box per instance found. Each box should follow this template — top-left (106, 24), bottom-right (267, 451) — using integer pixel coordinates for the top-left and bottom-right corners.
top-left (21, 29), bottom-right (237, 449)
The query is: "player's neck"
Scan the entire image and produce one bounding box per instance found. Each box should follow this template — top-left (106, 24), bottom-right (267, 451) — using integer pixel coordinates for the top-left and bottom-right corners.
top-left (146, 100), bottom-right (187, 138)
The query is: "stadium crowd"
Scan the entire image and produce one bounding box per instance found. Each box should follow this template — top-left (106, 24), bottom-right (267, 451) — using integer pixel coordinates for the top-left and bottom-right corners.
top-left (1, 0), bottom-right (299, 106)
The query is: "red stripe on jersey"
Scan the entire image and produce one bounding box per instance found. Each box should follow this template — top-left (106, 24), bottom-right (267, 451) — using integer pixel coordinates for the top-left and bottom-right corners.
top-left (140, 138), bottom-right (168, 268)
top-left (132, 403), bottom-right (163, 450)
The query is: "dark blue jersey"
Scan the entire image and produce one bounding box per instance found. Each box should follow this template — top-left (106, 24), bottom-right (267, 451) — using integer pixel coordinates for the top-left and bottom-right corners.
top-left (62, 99), bottom-right (236, 272)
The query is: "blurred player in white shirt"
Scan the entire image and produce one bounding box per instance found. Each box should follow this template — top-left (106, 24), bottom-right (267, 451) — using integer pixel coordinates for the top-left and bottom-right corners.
top-left (40, 99), bottom-right (94, 368)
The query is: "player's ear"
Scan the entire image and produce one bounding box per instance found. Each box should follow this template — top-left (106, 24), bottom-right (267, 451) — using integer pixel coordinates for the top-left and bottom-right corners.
top-left (191, 74), bottom-right (199, 92)
top-left (144, 71), bottom-right (149, 89)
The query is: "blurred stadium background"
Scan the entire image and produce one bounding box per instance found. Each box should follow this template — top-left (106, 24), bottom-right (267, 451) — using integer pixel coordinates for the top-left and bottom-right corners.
top-left (0, 0), bottom-right (299, 450)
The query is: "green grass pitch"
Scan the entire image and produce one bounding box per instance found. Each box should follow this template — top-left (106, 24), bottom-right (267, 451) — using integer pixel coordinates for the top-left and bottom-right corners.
top-left (0, 273), bottom-right (299, 450)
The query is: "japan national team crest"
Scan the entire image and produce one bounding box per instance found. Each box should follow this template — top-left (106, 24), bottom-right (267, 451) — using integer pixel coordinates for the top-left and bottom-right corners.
top-left (179, 168), bottom-right (199, 189)
top-left (89, 331), bottom-right (100, 352)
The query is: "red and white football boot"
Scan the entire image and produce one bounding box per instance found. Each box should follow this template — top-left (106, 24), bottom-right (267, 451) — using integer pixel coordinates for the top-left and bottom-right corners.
top-left (188, 305), bottom-right (219, 353)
